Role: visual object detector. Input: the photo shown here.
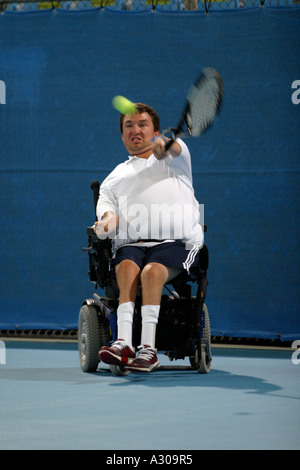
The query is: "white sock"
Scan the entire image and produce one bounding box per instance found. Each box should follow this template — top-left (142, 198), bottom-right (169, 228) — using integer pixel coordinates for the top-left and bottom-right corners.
top-left (140, 305), bottom-right (160, 349)
top-left (117, 301), bottom-right (135, 350)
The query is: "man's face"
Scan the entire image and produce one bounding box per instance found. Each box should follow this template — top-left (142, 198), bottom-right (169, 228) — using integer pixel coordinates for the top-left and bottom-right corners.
top-left (122, 112), bottom-right (159, 157)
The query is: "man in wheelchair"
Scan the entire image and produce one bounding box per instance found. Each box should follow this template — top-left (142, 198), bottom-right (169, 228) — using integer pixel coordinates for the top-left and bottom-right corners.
top-left (94, 103), bottom-right (205, 373)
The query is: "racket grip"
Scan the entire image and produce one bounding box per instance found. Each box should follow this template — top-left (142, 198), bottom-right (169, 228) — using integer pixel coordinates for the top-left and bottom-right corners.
top-left (91, 180), bottom-right (100, 220)
top-left (165, 138), bottom-right (175, 151)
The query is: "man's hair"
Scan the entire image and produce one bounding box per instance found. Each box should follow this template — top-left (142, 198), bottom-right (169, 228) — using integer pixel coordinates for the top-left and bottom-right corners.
top-left (119, 103), bottom-right (160, 133)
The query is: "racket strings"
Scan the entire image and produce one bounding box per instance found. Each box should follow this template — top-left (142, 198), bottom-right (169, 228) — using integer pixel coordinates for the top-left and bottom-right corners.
top-left (187, 77), bottom-right (222, 136)
top-left (161, 68), bottom-right (223, 140)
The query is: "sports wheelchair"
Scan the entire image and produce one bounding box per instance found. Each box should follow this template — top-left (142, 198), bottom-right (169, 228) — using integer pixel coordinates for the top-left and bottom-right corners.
top-left (78, 181), bottom-right (212, 375)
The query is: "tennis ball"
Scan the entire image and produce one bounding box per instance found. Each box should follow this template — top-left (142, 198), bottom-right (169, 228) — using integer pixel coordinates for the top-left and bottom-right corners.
top-left (112, 95), bottom-right (137, 115)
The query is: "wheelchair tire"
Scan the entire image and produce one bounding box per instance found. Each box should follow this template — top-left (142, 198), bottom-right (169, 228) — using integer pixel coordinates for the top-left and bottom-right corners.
top-left (189, 303), bottom-right (212, 374)
top-left (78, 304), bottom-right (109, 372)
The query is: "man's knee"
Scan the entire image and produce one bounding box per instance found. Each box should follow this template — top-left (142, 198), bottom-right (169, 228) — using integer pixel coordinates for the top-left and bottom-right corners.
top-left (140, 262), bottom-right (169, 285)
top-left (116, 258), bottom-right (140, 275)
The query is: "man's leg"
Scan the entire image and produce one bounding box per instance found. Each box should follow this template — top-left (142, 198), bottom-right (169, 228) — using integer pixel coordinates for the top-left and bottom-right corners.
top-left (116, 259), bottom-right (141, 304)
top-left (141, 262), bottom-right (170, 305)
top-left (140, 262), bottom-right (169, 347)
top-left (99, 259), bottom-right (140, 365)
top-left (115, 259), bottom-right (141, 349)
top-left (126, 262), bottom-right (181, 372)
top-left (140, 262), bottom-right (182, 346)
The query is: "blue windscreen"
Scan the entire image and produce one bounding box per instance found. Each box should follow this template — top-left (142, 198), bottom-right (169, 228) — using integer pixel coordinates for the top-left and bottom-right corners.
top-left (0, 8), bottom-right (299, 339)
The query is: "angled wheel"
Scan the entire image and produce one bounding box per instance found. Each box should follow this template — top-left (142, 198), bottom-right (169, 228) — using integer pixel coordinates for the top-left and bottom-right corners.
top-left (189, 303), bottom-right (212, 374)
top-left (78, 303), bottom-right (110, 372)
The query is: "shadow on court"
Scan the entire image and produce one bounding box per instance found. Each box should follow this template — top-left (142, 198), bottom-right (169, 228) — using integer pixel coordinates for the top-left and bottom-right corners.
top-left (101, 368), bottom-right (286, 396)
top-left (0, 364), bottom-right (288, 398)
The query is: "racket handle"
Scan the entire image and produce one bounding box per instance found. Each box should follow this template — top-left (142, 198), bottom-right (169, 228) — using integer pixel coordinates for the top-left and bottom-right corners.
top-left (91, 180), bottom-right (100, 220)
top-left (165, 138), bottom-right (175, 151)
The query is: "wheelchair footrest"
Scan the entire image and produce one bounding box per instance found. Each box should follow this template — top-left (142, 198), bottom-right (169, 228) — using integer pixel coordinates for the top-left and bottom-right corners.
top-left (156, 365), bottom-right (195, 371)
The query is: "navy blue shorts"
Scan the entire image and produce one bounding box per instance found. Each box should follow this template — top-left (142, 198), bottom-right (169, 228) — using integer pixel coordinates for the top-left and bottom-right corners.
top-left (111, 241), bottom-right (201, 279)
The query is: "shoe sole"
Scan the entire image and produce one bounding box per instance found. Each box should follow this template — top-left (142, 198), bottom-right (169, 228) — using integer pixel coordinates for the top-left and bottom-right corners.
top-left (99, 350), bottom-right (134, 366)
top-left (126, 360), bottom-right (160, 373)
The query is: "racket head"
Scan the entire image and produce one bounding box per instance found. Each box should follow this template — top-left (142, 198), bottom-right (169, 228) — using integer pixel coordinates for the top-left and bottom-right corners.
top-left (169, 67), bottom-right (223, 140)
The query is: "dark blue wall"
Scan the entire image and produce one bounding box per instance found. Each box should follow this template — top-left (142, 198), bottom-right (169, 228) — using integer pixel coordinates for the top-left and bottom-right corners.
top-left (0, 8), bottom-right (299, 339)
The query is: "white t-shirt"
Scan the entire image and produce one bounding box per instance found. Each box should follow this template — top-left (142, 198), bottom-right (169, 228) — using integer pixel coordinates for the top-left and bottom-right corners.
top-left (97, 139), bottom-right (203, 253)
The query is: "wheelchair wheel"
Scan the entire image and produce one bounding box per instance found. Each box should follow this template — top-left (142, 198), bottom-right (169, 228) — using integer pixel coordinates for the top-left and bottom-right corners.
top-left (189, 303), bottom-right (212, 374)
top-left (78, 303), bottom-right (109, 372)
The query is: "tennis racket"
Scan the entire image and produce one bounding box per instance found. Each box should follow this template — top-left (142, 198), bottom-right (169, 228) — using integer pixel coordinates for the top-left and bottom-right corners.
top-left (163, 67), bottom-right (223, 151)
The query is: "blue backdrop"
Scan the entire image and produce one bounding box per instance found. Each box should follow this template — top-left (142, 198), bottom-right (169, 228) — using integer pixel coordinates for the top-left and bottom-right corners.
top-left (0, 7), bottom-right (299, 340)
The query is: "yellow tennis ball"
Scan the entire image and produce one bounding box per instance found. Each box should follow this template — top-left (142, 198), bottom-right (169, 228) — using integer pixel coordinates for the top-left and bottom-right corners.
top-left (112, 95), bottom-right (136, 115)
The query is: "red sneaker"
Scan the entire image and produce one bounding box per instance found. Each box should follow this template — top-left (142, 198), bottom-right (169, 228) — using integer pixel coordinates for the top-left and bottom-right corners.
top-left (99, 339), bottom-right (135, 365)
top-left (125, 345), bottom-right (160, 372)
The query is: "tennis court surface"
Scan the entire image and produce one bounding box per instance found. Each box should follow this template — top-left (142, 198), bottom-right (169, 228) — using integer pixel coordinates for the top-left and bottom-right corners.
top-left (1, 340), bottom-right (299, 450)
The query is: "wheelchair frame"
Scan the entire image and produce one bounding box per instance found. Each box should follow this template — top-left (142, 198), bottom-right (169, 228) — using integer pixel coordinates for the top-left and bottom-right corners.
top-left (78, 182), bottom-right (212, 375)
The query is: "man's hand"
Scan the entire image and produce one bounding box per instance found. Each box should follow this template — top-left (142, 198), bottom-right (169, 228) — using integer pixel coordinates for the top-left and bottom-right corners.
top-left (151, 135), bottom-right (182, 159)
top-left (94, 211), bottom-right (118, 239)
